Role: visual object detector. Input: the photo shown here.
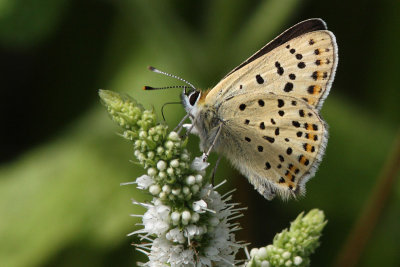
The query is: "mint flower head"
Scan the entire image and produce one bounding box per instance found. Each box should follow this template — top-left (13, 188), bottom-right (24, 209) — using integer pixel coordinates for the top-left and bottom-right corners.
top-left (246, 209), bottom-right (327, 267)
top-left (99, 90), bottom-right (245, 267)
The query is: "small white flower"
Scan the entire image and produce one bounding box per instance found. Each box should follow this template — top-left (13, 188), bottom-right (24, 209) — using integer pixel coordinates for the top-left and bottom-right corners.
top-left (147, 151), bottom-right (155, 159)
top-left (171, 211), bottom-right (181, 224)
top-left (156, 146), bottom-right (164, 154)
top-left (167, 167), bottom-right (174, 176)
top-left (181, 210), bottom-right (191, 221)
top-left (182, 186), bottom-right (190, 195)
top-left (139, 130), bottom-right (147, 138)
top-left (171, 187), bottom-right (181, 195)
top-left (250, 248), bottom-right (259, 257)
top-left (195, 174), bottom-right (203, 184)
top-left (156, 204), bottom-right (170, 220)
top-left (159, 191), bottom-right (167, 200)
top-left (184, 224), bottom-right (198, 238)
top-left (147, 167), bottom-right (157, 177)
top-left (165, 140), bottom-right (174, 149)
top-left (170, 159), bottom-right (179, 168)
top-left (166, 228), bottom-right (185, 243)
top-left (192, 199), bottom-right (207, 213)
top-left (191, 156), bottom-right (209, 172)
top-left (158, 171), bottom-right (167, 179)
top-left (294, 256), bottom-right (303, 265)
top-left (258, 247), bottom-right (268, 258)
top-left (149, 184), bottom-right (161, 195)
top-left (136, 175), bottom-right (154, 189)
top-left (282, 251), bottom-right (291, 259)
top-left (179, 249), bottom-right (195, 265)
top-left (143, 205), bottom-right (170, 235)
top-left (168, 131), bottom-right (180, 141)
top-left (157, 160), bottom-right (167, 171)
top-left (185, 175), bottom-right (196, 185)
top-left (162, 184), bottom-right (171, 193)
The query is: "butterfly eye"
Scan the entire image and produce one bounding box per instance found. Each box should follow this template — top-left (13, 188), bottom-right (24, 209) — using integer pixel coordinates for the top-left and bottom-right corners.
top-left (189, 91), bottom-right (200, 106)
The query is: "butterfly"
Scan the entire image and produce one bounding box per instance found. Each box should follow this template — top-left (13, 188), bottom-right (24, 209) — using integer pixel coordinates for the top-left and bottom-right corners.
top-left (146, 18), bottom-right (338, 200)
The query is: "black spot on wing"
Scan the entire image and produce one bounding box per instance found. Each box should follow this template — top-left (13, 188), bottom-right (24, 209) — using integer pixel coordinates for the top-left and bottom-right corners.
top-left (256, 74), bottom-right (264, 84)
top-left (263, 136), bottom-right (275, 143)
top-left (284, 82), bottom-right (293, 92)
top-left (265, 162), bottom-right (271, 170)
top-left (297, 62), bottom-right (306, 69)
top-left (275, 61), bottom-right (284, 75)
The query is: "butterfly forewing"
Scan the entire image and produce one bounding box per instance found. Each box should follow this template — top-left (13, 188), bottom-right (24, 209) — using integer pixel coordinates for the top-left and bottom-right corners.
top-left (224, 18), bottom-right (327, 78)
top-left (217, 93), bottom-right (327, 200)
top-left (207, 30), bottom-right (338, 111)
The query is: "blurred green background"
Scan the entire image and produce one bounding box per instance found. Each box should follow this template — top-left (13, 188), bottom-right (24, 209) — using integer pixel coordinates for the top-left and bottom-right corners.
top-left (1, 0), bottom-right (399, 266)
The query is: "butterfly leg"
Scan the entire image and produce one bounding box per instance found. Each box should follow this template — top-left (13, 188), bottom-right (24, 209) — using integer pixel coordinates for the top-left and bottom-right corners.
top-left (210, 156), bottom-right (222, 186)
top-left (202, 123), bottom-right (223, 162)
top-left (174, 112), bottom-right (190, 134)
top-left (181, 114), bottom-right (199, 137)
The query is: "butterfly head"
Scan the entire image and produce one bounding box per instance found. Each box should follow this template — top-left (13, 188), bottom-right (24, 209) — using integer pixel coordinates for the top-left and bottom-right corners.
top-left (181, 87), bottom-right (201, 115)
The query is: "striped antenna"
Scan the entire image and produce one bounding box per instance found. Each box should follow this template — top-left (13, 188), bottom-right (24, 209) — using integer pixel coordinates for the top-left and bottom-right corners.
top-left (147, 66), bottom-right (196, 90)
top-left (143, 85), bottom-right (187, 91)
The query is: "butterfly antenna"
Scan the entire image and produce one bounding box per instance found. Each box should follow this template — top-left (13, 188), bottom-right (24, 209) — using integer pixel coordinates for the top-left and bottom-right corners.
top-left (143, 85), bottom-right (187, 90)
top-left (147, 66), bottom-right (197, 90)
top-left (161, 101), bottom-right (181, 121)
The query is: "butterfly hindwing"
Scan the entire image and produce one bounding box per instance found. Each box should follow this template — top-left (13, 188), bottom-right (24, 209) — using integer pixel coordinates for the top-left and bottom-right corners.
top-left (216, 92), bottom-right (327, 200)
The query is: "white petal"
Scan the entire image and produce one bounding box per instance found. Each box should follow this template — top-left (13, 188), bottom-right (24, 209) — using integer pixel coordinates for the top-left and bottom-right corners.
top-left (191, 156), bottom-right (209, 171)
top-left (192, 199), bottom-right (207, 213)
top-left (136, 174), bottom-right (154, 189)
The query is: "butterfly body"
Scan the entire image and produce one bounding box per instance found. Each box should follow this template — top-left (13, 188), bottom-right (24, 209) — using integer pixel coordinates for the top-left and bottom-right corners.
top-left (181, 18), bottom-right (338, 200)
